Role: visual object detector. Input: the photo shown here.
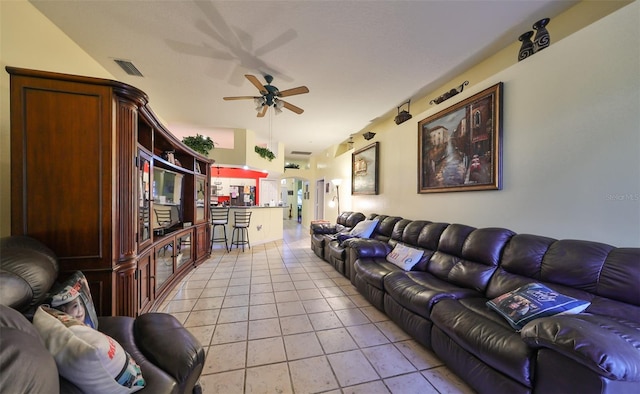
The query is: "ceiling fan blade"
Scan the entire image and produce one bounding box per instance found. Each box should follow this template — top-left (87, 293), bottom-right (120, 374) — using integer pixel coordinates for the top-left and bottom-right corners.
top-left (281, 100), bottom-right (304, 114)
top-left (257, 105), bottom-right (268, 117)
top-left (277, 86), bottom-right (309, 97)
top-left (223, 96), bottom-right (258, 100)
top-left (245, 74), bottom-right (267, 94)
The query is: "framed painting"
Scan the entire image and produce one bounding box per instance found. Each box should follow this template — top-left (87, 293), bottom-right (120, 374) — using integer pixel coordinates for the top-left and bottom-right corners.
top-left (352, 142), bottom-right (379, 195)
top-left (418, 82), bottom-right (503, 193)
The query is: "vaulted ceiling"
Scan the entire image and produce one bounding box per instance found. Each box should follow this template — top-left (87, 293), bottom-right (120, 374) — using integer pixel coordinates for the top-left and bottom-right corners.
top-left (31, 0), bottom-right (577, 160)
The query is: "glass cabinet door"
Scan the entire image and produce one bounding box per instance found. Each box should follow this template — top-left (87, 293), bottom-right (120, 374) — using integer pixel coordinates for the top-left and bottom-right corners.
top-left (196, 176), bottom-right (206, 223)
top-left (176, 232), bottom-right (193, 269)
top-left (155, 239), bottom-right (174, 290)
top-left (138, 150), bottom-right (152, 248)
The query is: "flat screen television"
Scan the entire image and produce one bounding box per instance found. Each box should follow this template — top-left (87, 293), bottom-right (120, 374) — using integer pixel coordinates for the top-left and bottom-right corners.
top-left (152, 168), bottom-right (184, 233)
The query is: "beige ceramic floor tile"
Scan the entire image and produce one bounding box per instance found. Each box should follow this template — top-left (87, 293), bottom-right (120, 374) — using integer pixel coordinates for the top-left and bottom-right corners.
top-left (375, 320), bottom-right (412, 342)
top-left (276, 300), bottom-right (306, 316)
top-left (302, 298), bottom-right (333, 313)
top-left (288, 356), bottom-right (339, 393)
top-left (347, 323), bottom-right (390, 347)
top-left (193, 296), bottom-right (224, 310)
top-left (335, 308), bottom-right (371, 326)
top-left (422, 366), bottom-right (475, 394)
top-left (362, 344), bottom-right (417, 378)
top-left (394, 340), bottom-right (444, 370)
top-left (245, 362), bottom-right (293, 394)
top-left (211, 321), bottom-right (248, 345)
top-left (203, 341), bottom-right (246, 374)
top-left (308, 311), bottom-right (344, 331)
top-left (184, 309), bottom-right (220, 327)
top-left (283, 332), bottom-right (324, 360)
top-left (279, 314), bottom-right (314, 335)
top-left (384, 372), bottom-right (439, 394)
top-left (316, 327), bottom-right (359, 354)
top-left (327, 349), bottom-right (380, 387)
top-left (249, 303), bottom-right (278, 320)
top-left (342, 380), bottom-right (391, 394)
top-left (217, 306), bottom-right (249, 323)
top-left (249, 292), bottom-right (275, 305)
top-left (248, 317), bottom-right (282, 339)
top-left (247, 337), bottom-right (287, 367)
top-left (199, 369), bottom-right (245, 394)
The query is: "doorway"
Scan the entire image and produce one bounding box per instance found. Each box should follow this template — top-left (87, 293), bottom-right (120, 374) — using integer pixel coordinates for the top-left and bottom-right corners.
top-left (315, 179), bottom-right (324, 220)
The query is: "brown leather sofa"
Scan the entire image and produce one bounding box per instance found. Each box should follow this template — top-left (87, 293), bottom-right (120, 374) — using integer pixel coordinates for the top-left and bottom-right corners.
top-left (318, 217), bottom-right (640, 394)
top-left (310, 211), bottom-right (366, 261)
top-left (0, 235), bottom-right (206, 393)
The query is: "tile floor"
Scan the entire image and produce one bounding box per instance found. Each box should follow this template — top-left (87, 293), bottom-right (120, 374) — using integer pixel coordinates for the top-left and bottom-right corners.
top-left (157, 220), bottom-right (475, 394)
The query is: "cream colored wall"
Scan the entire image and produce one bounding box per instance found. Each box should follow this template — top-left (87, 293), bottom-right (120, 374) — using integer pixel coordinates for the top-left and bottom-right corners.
top-left (318, 1), bottom-right (640, 246)
top-left (0, 0), bottom-right (114, 237)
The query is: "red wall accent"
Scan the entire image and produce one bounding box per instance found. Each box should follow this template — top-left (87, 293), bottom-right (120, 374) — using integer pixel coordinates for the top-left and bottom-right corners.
top-left (211, 167), bottom-right (268, 205)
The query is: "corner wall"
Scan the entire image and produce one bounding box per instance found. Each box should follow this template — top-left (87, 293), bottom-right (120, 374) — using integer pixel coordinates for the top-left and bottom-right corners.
top-left (1, 0), bottom-right (114, 237)
top-left (343, 2), bottom-right (640, 246)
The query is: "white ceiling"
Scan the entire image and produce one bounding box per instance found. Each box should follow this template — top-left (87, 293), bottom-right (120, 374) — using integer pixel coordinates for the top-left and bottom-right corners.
top-left (31, 0), bottom-right (576, 160)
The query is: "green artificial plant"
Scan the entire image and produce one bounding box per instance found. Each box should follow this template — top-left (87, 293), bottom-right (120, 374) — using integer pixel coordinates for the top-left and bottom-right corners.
top-left (255, 145), bottom-right (276, 161)
top-left (182, 134), bottom-right (215, 156)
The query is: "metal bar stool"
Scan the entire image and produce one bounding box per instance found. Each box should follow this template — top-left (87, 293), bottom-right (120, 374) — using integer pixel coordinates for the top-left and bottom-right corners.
top-left (210, 207), bottom-right (230, 252)
top-left (230, 210), bottom-right (252, 252)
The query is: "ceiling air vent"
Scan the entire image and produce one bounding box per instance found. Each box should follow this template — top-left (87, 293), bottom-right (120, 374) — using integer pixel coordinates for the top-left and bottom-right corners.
top-left (114, 59), bottom-right (143, 77)
top-left (290, 151), bottom-right (312, 156)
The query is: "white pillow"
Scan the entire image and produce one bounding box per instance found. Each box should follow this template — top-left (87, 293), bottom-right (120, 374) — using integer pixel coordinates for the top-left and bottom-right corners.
top-left (386, 243), bottom-right (424, 271)
top-left (350, 219), bottom-right (379, 238)
top-left (33, 306), bottom-right (145, 393)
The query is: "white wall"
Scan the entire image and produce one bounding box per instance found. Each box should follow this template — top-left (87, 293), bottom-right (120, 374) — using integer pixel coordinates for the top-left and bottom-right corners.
top-left (346, 2), bottom-right (639, 246)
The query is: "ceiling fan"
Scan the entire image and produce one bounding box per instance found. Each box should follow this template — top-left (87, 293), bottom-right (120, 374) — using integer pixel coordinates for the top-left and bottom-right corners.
top-left (223, 74), bottom-right (309, 117)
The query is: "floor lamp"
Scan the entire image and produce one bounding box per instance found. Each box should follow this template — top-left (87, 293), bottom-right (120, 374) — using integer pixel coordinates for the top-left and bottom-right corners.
top-left (330, 178), bottom-right (342, 215)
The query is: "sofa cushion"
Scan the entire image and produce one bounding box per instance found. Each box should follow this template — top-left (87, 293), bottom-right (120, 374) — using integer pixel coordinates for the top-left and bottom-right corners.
top-left (33, 306), bottom-right (145, 393)
top-left (354, 257), bottom-right (401, 290)
top-left (384, 271), bottom-right (483, 318)
top-left (430, 298), bottom-right (535, 387)
top-left (487, 283), bottom-right (590, 330)
top-left (386, 243), bottom-right (424, 271)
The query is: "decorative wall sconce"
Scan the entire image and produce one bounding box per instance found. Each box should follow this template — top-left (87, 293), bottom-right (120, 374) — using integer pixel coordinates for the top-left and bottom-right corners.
top-left (430, 81), bottom-right (469, 105)
top-left (394, 100), bottom-right (413, 125)
top-left (347, 137), bottom-right (354, 149)
top-left (363, 131), bottom-right (376, 141)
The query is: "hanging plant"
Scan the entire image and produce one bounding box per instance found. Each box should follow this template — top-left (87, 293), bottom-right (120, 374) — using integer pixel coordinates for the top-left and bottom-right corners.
top-left (182, 134), bottom-right (215, 156)
top-left (255, 145), bottom-right (275, 161)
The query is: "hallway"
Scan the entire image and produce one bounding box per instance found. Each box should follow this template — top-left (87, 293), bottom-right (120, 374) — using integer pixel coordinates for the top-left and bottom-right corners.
top-left (157, 220), bottom-right (474, 393)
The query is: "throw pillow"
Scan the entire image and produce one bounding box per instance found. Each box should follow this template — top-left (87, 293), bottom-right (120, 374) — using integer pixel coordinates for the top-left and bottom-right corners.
top-left (386, 243), bottom-right (424, 271)
top-left (33, 306), bottom-right (145, 393)
top-left (45, 271), bottom-right (99, 329)
top-left (349, 219), bottom-right (379, 238)
top-left (487, 283), bottom-right (591, 331)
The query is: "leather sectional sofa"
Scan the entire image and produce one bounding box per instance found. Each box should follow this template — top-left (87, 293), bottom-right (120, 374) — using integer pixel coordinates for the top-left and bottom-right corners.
top-left (0, 235), bottom-right (206, 393)
top-left (311, 214), bottom-right (640, 394)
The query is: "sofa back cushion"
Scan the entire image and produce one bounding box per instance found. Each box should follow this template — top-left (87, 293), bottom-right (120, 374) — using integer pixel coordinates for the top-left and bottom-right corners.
top-left (388, 219), bottom-right (412, 248)
top-left (488, 234), bottom-right (640, 322)
top-left (371, 216), bottom-right (402, 242)
top-left (428, 225), bottom-right (515, 292)
top-left (345, 212), bottom-right (366, 228)
top-left (336, 211), bottom-right (353, 226)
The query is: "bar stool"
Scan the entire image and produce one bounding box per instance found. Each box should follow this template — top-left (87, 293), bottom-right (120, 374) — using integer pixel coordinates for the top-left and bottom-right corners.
top-left (230, 211), bottom-right (252, 252)
top-left (210, 207), bottom-right (230, 252)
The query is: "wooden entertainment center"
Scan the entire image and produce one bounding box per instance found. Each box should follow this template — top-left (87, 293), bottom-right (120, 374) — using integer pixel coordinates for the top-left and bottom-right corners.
top-left (7, 67), bottom-right (213, 317)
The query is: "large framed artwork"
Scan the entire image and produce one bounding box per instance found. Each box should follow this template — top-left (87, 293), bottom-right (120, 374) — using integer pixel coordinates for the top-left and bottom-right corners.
top-left (352, 142), bottom-right (379, 195)
top-left (418, 82), bottom-right (503, 193)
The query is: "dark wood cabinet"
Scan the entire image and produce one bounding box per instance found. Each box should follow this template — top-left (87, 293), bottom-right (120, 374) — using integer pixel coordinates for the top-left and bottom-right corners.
top-left (8, 67), bottom-right (212, 316)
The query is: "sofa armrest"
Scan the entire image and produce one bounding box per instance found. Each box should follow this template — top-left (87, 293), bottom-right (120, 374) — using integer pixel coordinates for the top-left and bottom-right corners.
top-left (311, 223), bottom-right (338, 235)
top-left (521, 314), bottom-right (640, 381)
top-left (134, 313), bottom-right (206, 392)
top-left (349, 239), bottom-right (392, 259)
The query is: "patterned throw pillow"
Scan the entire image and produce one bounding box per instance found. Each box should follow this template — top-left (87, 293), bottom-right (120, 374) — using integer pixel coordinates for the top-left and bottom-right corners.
top-left (386, 243), bottom-right (424, 271)
top-left (33, 306), bottom-right (145, 393)
top-left (487, 283), bottom-right (590, 330)
top-left (45, 271), bottom-right (99, 329)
